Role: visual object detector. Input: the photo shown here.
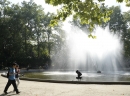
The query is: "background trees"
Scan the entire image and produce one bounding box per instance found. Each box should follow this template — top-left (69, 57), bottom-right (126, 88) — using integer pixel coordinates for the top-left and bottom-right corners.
top-left (122, 11), bottom-right (130, 57)
top-left (0, 0), bottom-right (130, 69)
top-left (0, 0), bottom-right (64, 68)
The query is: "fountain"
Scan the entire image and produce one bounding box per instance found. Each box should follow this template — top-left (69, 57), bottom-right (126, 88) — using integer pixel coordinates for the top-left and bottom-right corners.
top-left (51, 23), bottom-right (124, 72)
top-left (23, 22), bottom-right (130, 82)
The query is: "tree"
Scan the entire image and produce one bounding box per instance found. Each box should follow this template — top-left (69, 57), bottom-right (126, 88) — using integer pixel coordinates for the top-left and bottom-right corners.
top-left (0, 0), bottom-right (13, 66)
top-left (108, 6), bottom-right (127, 33)
top-left (43, 13), bottom-right (61, 55)
top-left (123, 10), bottom-right (130, 57)
top-left (123, 10), bottom-right (130, 26)
top-left (45, 0), bottom-right (130, 31)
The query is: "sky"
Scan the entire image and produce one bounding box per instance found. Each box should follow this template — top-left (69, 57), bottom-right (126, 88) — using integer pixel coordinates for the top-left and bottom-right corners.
top-left (8, 0), bottom-right (130, 13)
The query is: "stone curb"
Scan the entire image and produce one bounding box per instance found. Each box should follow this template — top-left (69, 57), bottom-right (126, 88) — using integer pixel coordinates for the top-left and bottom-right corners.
top-left (1, 74), bottom-right (130, 85)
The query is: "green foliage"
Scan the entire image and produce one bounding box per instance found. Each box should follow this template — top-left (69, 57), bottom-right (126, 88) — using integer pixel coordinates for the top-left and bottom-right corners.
top-left (101, 6), bottom-right (130, 57)
top-left (108, 6), bottom-right (126, 32)
top-left (45, 0), bottom-right (130, 31)
top-left (122, 11), bottom-right (130, 57)
top-left (116, 0), bottom-right (123, 2)
top-left (123, 10), bottom-right (130, 22)
top-left (0, 0), bottom-right (64, 67)
top-left (88, 34), bottom-right (97, 39)
top-left (116, 0), bottom-right (130, 6)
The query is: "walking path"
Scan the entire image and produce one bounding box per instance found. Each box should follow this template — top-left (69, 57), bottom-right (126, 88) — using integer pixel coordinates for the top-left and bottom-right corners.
top-left (0, 71), bottom-right (130, 96)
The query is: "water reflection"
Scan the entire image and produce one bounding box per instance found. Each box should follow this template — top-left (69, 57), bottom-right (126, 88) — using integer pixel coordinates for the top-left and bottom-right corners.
top-left (24, 71), bottom-right (130, 82)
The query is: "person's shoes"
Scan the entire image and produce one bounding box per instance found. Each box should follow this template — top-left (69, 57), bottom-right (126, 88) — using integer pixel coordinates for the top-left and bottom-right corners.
top-left (16, 91), bottom-right (20, 94)
top-left (4, 91), bottom-right (8, 94)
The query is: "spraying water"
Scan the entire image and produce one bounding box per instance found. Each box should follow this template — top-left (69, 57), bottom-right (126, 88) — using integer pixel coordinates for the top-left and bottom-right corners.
top-left (51, 23), bottom-right (124, 73)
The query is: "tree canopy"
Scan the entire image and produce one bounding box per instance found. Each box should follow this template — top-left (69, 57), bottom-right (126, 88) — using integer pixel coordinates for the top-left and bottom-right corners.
top-left (0, 0), bottom-right (65, 68)
top-left (45, 0), bottom-right (130, 31)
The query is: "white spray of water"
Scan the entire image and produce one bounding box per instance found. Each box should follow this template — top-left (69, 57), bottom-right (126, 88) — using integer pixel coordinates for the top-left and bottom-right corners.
top-left (52, 22), bottom-right (124, 72)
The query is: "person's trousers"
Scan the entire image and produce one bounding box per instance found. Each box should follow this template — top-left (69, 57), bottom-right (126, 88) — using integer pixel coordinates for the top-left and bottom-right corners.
top-left (15, 78), bottom-right (20, 87)
top-left (4, 79), bottom-right (19, 93)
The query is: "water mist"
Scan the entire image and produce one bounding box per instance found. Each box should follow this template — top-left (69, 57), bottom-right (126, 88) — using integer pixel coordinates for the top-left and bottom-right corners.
top-left (51, 23), bottom-right (124, 73)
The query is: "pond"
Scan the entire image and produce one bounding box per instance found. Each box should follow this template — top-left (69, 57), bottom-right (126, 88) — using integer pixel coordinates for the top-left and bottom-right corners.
top-left (23, 70), bottom-right (130, 82)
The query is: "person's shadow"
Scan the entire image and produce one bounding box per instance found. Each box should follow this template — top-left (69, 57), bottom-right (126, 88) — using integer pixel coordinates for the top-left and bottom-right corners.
top-left (0, 91), bottom-right (17, 96)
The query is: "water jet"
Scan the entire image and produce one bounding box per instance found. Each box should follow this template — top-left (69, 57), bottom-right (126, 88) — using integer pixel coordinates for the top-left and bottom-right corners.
top-left (24, 24), bottom-right (130, 82)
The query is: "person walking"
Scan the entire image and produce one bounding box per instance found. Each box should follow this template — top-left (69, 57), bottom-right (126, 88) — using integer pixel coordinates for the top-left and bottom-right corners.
top-left (4, 63), bottom-right (20, 94)
top-left (13, 64), bottom-right (20, 91)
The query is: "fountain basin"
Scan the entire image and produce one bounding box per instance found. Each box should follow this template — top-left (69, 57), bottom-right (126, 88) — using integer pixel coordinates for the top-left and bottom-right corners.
top-left (23, 70), bottom-right (130, 82)
top-left (1, 69), bottom-right (130, 84)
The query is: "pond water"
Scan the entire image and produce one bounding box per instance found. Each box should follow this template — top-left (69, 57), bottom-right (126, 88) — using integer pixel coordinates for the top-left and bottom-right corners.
top-left (24, 70), bottom-right (130, 82)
